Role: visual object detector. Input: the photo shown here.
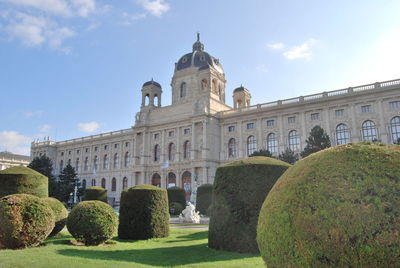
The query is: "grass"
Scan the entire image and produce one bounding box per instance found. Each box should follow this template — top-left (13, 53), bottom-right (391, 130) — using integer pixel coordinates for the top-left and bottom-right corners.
top-left (0, 228), bottom-right (264, 268)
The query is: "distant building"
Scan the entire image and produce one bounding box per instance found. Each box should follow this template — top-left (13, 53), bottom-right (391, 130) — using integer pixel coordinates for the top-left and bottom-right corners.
top-left (31, 34), bottom-right (400, 205)
top-left (0, 151), bottom-right (30, 170)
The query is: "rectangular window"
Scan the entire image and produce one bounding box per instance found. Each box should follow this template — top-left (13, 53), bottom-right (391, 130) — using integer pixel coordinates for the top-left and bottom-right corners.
top-left (154, 133), bottom-right (159, 139)
top-left (168, 131), bottom-right (175, 137)
top-left (361, 105), bottom-right (372, 113)
top-left (94, 146), bottom-right (98, 152)
top-left (311, 113), bottom-right (320, 120)
top-left (335, 109), bottom-right (344, 117)
top-left (266, 120), bottom-right (275, 127)
top-left (104, 145), bottom-right (108, 150)
top-left (68, 151), bottom-right (71, 155)
top-left (247, 123), bottom-right (255, 129)
top-left (76, 150), bottom-right (80, 154)
top-left (125, 142), bottom-right (129, 147)
top-left (85, 148), bottom-right (89, 153)
top-left (184, 128), bottom-right (191, 135)
top-left (288, 117), bottom-right (296, 124)
top-left (61, 152), bottom-right (64, 156)
top-left (114, 144), bottom-right (118, 149)
top-left (228, 126), bottom-right (235, 132)
top-left (389, 101), bottom-right (400, 109)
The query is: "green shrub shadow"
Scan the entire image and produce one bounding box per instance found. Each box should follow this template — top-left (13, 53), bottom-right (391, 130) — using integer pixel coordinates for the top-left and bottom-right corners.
top-left (164, 230), bottom-right (208, 243)
top-left (57, 243), bottom-right (258, 266)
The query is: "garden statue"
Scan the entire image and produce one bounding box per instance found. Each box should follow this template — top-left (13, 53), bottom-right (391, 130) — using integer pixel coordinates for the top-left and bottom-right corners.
top-left (179, 202), bottom-right (200, 224)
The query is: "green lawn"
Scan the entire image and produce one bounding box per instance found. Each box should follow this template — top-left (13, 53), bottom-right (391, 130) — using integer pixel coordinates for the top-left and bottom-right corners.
top-left (0, 228), bottom-right (264, 268)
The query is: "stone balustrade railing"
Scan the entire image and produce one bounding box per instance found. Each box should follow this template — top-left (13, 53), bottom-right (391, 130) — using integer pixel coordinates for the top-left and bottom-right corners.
top-left (219, 78), bottom-right (400, 117)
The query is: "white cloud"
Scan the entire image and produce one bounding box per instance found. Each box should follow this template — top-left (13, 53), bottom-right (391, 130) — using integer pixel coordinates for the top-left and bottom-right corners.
top-left (86, 22), bottom-right (99, 31)
top-left (267, 42), bottom-right (285, 50)
top-left (283, 39), bottom-right (316, 60)
top-left (38, 124), bottom-right (51, 133)
top-left (137, 0), bottom-right (169, 17)
top-left (0, 131), bottom-right (32, 155)
top-left (121, 12), bottom-right (146, 25)
top-left (71, 0), bottom-right (95, 17)
top-left (5, 12), bottom-right (75, 51)
top-left (78, 121), bottom-right (100, 132)
top-left (0, 0), bottom-right (72, 16)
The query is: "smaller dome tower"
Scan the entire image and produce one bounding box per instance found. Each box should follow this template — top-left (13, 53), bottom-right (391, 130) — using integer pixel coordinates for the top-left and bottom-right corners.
top-left (141, 79), bottom-right (162, 108)
top-left (233, 85), bottom-right (251, 109)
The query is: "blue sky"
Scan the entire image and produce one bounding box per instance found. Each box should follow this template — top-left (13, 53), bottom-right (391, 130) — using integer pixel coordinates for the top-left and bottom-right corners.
top-left (1, 0), bottom-right (400, 155)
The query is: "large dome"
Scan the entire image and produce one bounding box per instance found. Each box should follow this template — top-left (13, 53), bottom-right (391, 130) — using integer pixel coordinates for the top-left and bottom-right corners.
top-left (175, 34), bottom-right (224, 73)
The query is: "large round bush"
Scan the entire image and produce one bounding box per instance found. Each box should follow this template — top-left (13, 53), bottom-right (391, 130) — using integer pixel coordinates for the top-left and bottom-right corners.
top-left (196, 184), bottom-right (213, 215)
top-left (257, 142), bottom-right (400, 267)
top-left (84, 186), bottom-right (108, 203)
top-left (67, 201), bottom-right (118, 246)
top-left (118, 184), bottom-right (169, 240)
top-left (0, 194), bottom-right (54, 249)
top-left (0, 166), bottom-right (48, 198)
top-left (208, 156), bottom-right (291, 253)
top-left (43, 197), bottom-right (68, 237)
top-left (169, 202), bottom-right (184, 215)
top-left (167, 186), bottom-right (186, 209)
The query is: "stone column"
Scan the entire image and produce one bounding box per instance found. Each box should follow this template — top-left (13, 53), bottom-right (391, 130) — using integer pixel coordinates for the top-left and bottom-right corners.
top-left (257, 118), bottom-right (263, 150)
top-left (278, 115), bottom-right (284, 153)
top-left (350, 104), bottom-right (359, 142)
top-left (377, 99), bottom-right (388, 143)
top-left (300, 112), bottom-right (307, 150)
top-left (177, 127), bottom-right (181, 162)
top-left (220, 123), bottom-right (225, 160)
top-left (191, 122), bottom-right (196, 160)
top-left (202, 120), bottom-right (207, 159)
top-left (238, 120), bottom-right (243, 158)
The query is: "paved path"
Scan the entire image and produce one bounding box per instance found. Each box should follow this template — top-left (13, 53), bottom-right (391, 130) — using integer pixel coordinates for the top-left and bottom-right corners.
top-left (169, 217), bottom-right (209, 230)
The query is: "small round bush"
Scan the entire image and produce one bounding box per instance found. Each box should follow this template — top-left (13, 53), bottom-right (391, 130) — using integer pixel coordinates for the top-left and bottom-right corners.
top-left (0, 194), bottom-right (55, 249)
top-left (167, 186), bottom-right (186, 209)
top-left (84, 186), bottom-right (108, 203)
top-left (67, 201), bottom-right (118, 246)
top-left (0, 166), bottom-right (48, 198)
top-left (118, 184), bottom-right (169, 240)
top-left (169, 202), bottom-right (184, 215)
top-left (257, 142), bottom-right (400, 267)
top-left (196, 184), bottom-right (213, 215)
top-left (43, 197), bottom-right (68, 237)
top-left (208, 156), bottom-right (291, 253)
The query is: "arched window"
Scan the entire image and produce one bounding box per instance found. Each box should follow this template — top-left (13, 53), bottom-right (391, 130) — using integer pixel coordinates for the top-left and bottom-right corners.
top-left (180, 82), bottom-right (186, 98)
top-left (101, 178), bottom-right (106, 188)
top-left (75, 158), bottom-right (80, 172)
top-left (266, 133), bottom-right (278, 153)
top-left (168, 143), bottom-right (175, 161)
top-left (91, 178), bottom-right (96, 186)
top-left (336, 123), bottom-right (350, 145)
top-left (228, 138), bottom-right (236, 158)
top-left (390, 116), bottom-right (400, 143)
top-left (111, 177), bottom-right (116, 192)
top-left (181, 171), bottom-right (192, 201)
top-left (93, 155), bottom-right (98, 170)
top-left (103, 154), bottom-right (108, 169)
top-left (113, 153), bottom-right (119, 168)
top-left (144, 94), bottom-right (150, 106)
top-left (362, 120), bottom-right (378, 141)
top-left (84, 157), bottom-right (88, 171)
top-left (247, 135), bottom-right (257, 156)
top-left (151, 173), bottom-right (161, 187)
top-left (288, 130), bottom-right (300, 151)
top-left (183, 141), bottom-right (190, 159)
top-left (82, 179), bottom-right (86, 189)
top-left (167, 172), bottom-right (176, 188)
top-left (154, 144), bottom-right (160, 162)
top-left (154, 94), bottom-right (159, 106)
top-left (59, 160), bottom-right (64, 173)
top-left (122, 177), bottom-right (128, 190)
top-left (124, 152), bottom-right (130, 167)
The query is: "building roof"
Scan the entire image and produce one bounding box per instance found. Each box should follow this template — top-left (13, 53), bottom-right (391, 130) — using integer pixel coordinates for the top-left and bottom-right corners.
top-left (0, 151), bottom-right (30, 161)
top-left (142, 79), bottom-right (161, 88)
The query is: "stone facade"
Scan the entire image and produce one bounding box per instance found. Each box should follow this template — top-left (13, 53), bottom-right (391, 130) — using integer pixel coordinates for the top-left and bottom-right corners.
top-left (0, 151), bottom-right (30, 170)
top-left (31, 36), bottom-right (400, 206)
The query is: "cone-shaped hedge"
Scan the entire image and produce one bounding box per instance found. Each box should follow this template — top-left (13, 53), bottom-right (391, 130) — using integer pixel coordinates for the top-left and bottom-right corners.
top-left (196, 184), bottom-right (213, 215)
top-left (0, 166), bottom-right (48, 198)
top-left (257, 142), bottom-right (400, 267)
top-left (0, 194), bottom-right (54, 249)
top-left (167, 186), bottom-right (186, 211)
top-left (118, 184), bottom-right (169, 240)
top-left (43, 197), bottom-right (68, 237)
top-left (208, 157), bottom-right (291, 253)
top-left (84, 186), bottom-right (108, 203)
top-left (67, 200), bottom-right (118, 246)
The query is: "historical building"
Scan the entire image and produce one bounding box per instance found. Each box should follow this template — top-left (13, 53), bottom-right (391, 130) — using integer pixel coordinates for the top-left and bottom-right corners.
top-left (0, 151), bottom-right (30, 170)
top-left (31, 35), bottom-right (400, 205)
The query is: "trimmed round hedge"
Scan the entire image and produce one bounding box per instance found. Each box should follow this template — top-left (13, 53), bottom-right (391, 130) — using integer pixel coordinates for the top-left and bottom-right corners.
top-left (257, 142), bottom-right (400, 267)
top-left (196, 184), bottom-right (213, 215)
top-left (84, 186), bottom-right (108, 203)
top-left (43, 197), bottom-right (68, 237)
top-left (167, 186), bottom-right (186, 209)
top-left (118, 184), bottom-right (169, 240)
top-left (169, 202), bottom-right (184, 215)
top-left (208, 156), bottom-right (291, 253)
top-left (67, 200), bottom-right (118, 246)
top-left (0, 166), bottom-right (48, 198)
top-left (0, 194), bottom-right (55, 249)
